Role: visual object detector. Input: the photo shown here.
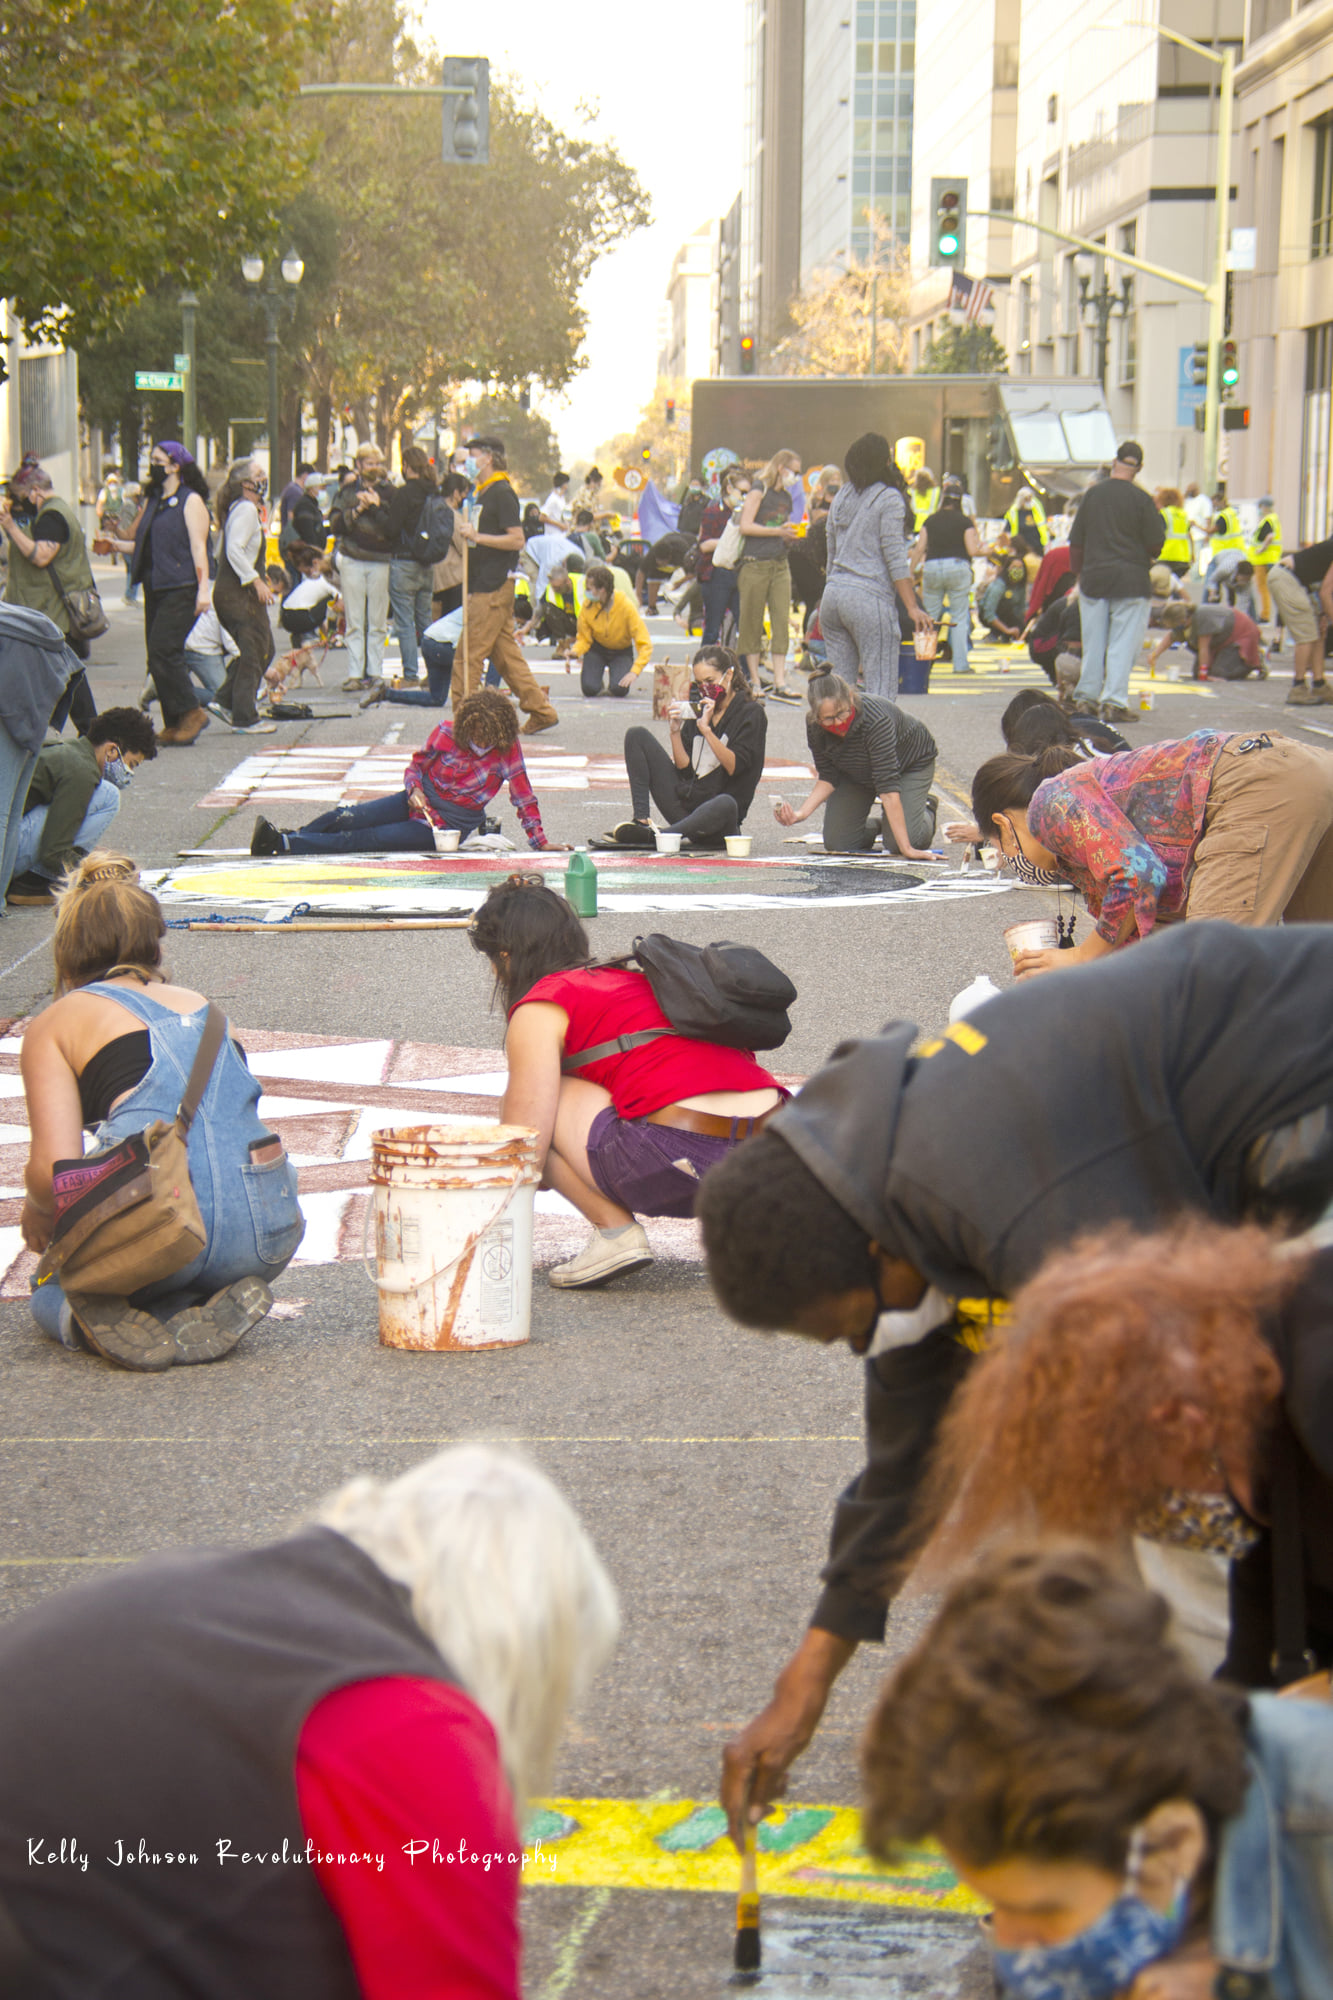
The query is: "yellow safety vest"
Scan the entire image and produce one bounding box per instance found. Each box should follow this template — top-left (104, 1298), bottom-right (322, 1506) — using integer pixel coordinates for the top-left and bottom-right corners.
top-left (1159, 506), bottom-right (1192, 565)
top-left (912, 487), bottom-right (939, 532)
top-left (1005, 497), bottom-right (1048, 549)
top-left (1212, 506), bottom-right (1245, 554)
top-left (1251, 512), bottom-right (1283, 565)
top-left (545, 571), bottom-right (584, 614)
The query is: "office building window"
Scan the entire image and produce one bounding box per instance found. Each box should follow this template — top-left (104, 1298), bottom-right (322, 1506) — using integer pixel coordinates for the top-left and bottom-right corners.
top-left (1314, 117), bottom-right (1333, 257)
top-left (1303, 322), bottom-right (1333, 540)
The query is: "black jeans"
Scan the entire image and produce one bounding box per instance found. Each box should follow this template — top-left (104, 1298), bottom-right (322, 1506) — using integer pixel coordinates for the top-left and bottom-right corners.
top-left (701, 567), bottom-right (740, 646)
top-left (623, 727), bottom-right (740, 844)
top-left (215, 557), bottom-right (276, 727)
top-left (143, 586), bottom-right (203, 727)
top-left (581, 643), bottom-right (635, 697)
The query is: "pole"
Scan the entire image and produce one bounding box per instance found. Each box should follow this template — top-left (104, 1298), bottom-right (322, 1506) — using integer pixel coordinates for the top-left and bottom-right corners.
top-left (1203, 46), bottom-right (1234, 495)
top-left (870, 269), bottom-right (878, 377)
top-left (180, 291), bottom-right (198, 457)
top-left (264, 280), bottom-right (281, 495)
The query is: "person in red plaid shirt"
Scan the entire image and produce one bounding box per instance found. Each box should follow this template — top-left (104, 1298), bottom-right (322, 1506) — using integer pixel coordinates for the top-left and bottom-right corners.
top-left (249, 689), bottom-right (556, 855)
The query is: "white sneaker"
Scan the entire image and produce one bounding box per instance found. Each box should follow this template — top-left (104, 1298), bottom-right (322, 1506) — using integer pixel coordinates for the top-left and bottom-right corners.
top-left (234, 719), bottom-right (278, 734)
top-left (548, 1223), bottom-right (653, 1290)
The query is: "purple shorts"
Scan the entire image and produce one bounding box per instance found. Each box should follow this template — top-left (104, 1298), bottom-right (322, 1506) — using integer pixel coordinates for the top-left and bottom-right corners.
top-left (585, 1108), bottom-right (738, 1218)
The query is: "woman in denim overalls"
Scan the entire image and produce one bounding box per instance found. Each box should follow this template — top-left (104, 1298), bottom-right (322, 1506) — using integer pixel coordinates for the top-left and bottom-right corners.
top-left (20, 854), bottom-right (303, 1369)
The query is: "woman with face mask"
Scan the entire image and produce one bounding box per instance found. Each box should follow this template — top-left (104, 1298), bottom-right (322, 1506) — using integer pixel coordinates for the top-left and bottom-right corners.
top-left (861, 1539), bottom-right (1333, 2000)
top-left (971, 729), bottom-right (1333, 978)
top-left (609, 644), bottom-right (768, 849)
top-left (774, 671), bottom-right (940, 859)
top-left (114, 442), bottom-right (215, 745)
top-left (211, 458), bottom-right (278, 734)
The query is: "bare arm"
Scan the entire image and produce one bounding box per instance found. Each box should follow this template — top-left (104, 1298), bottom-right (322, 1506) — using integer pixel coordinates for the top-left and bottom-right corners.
top-left (775, 779), bottom-right (834, 826)
top-left (184, 492), bottom-right (212, 611)
top-left (499, 1002), bottom-right (570, 1173)
top-left (721, 1628), bottom-right (858, 1847)
top-left (20, 1019), bottom-right (86, 1250)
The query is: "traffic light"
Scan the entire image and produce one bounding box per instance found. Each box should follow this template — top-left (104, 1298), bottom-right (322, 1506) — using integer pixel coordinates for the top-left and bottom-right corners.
top-left (739, 335), bottom-right (756, 376)
top-left (665, 398), bottom-right (676, 427)
top-left (1223, 405), bottom-right (1250, 431)
top-left (1189, 342), bottom-right (1209, 387)
top-left (1221, 339), bottom-right (1240, 394)
top-left (929, 177), bottom-right (968, 267)
top-left (641, 445), bottom-right (652, 463)
top-left (518, 385), bottom-right (531, 412)
top-left (441, 57), bottom-right (490, 165)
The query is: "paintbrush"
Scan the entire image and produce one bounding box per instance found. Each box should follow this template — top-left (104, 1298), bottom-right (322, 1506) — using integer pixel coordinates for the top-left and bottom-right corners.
top-left (733, 1819), bottom-right (760, 1976)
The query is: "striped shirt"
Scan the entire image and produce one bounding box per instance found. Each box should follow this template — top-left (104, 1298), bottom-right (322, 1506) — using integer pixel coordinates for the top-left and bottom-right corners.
top-left (807, 696), bottom-right (937, 795)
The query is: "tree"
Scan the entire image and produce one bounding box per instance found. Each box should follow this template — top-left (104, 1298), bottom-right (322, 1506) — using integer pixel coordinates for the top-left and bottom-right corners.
top-left (771, 227), bottom-right (911, 378)
top-left (919, 324), bottom-right (1009, 374)
top-left (0, 0), bottom-right (331, 361)
top-left (459, 396), bottom-right (561, 497)
top-left (596, 382), bottom-right (692, 507)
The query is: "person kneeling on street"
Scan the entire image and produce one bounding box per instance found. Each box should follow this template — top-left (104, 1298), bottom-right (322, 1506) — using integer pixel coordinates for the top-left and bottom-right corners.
top-left (469, 876), bottom-right (785, 1289)
top-left (251, 689), bottom-right (558, 856)
top-left (610, 645), bottom-right (768, 850)
top-left (574, 563), bottom-right (653, 697)
top-left (20, 854), bottom-right (304, 1369)
top-left (775, 672), bottom-right (939, 858)
top-left (7, 707), bottom-right (156, 909)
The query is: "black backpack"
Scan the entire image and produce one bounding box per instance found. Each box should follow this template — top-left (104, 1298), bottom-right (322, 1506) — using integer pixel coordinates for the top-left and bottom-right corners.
top-left (561, 934), bottom-right (796, 1073)
top-left (408, 494), bottom-right (455, 566)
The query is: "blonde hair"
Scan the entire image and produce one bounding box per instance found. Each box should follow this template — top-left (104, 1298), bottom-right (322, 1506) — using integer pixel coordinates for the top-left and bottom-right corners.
top-left (315, 1444), bottom-right (619, 1804)
top-left (758, 449), bottom-right (800, 491)
top-left (52, 852), bottom-right (166, 993)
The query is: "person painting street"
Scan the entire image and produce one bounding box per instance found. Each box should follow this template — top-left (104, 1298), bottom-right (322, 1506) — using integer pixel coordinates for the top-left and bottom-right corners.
top-left (250, 689), bottom-right (558, 857)
top-left (696, 921), bottom-right (1333, 1846)
top-left (611, 644), bottom-right (768, 849)
top-left (970, 728), bottom-right (1333, 976)
top-left (1269, 532), bottom-right (1333, 707)
top-left (820, 433), bottom-right (932, 701)
top-left (452, 437), bottom-right (560, 735)
top-left (860, 1543), bottom-right (1333, 2000)
top-left (775, 673), bottom-right (939, 858)
top-left (1066, 440), bottom-right (1165, 727)
top-left (573, 563), bottom-right (652, 698)
top-left (469, 876), bottom-right (784, 1290)
top-left (7, 708), bottom-right (157, 908)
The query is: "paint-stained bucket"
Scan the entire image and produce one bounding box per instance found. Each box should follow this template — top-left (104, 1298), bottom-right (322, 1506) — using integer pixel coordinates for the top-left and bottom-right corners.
top-left (367, 1120), bottom-right (542, 1351)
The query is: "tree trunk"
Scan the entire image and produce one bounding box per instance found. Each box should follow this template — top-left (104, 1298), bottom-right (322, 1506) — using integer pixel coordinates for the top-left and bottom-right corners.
top-left (315, 392), bottom-right (332, 472)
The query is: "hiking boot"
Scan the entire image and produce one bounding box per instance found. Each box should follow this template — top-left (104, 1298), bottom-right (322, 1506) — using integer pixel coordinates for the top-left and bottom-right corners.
top-left (521, 710), bottom-right (560, 736)
top-left (170, 1277), bottom-right (273, 1364)
top-left (6, 872), bottom-right (55, 907)
top-left (340, 676), bottom-right (367, 693)
top-left (1287, 682), bottom-right (1323, 705)
top-left (250, 816), bottom-right (286, 858)
top-left (69, 1296), bottom-right (177, 1372)
top-left (359, 679), bottom-right (388, 708)
top-left (548, 1224), bottom-right (654, 1290)
top-left (1099, 701), bottom-right (1138, 725)
top-left (157, 706), bottom-right (210, 747)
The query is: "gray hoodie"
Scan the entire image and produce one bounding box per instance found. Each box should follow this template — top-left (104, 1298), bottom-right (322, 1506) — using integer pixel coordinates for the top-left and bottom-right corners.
top-left (0, 604), bottom-right (78, 755)
top-left (824, 480), bottom-right (912, 592)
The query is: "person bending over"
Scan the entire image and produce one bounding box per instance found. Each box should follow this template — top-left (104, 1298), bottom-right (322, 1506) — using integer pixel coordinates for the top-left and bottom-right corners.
top-left (21, 854), bottom-right (303, 1369)
top-left (861, 1542), bottom-right (1333, 2000)
top-left (574, 564), bottom-right (652, 697)
top-left (609, 645), bottom-right (767, 850)
top-left (7, 707), bottom-right (156, 908)
top-left (972, 728), bottom-right (1333, 976)
top-left (250, 689), bottom-right (556, 856)
top-left (694, 922), bottom-right (1333, 1848)
top-left (0, 1444), bottom-right (617, 2000)
top-left (774, 672), bottom-right (939, 858)
top-left (469, 876), bottom-right (784, 1290)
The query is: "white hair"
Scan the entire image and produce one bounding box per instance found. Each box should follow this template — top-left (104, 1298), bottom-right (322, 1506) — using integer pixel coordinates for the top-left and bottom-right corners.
top-left (313, 1444), bottom-right (619, 1804)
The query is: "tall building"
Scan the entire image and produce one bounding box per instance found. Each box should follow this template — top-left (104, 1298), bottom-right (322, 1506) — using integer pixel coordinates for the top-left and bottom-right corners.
top-left (1226, 0), bottom-right (1333, 536)
top-left (1001, 0), bottom-right (1243, 485)
top-left (740, 0), bottom-right (917, 364)
top-left (658, 224), bottom-right (718, 384)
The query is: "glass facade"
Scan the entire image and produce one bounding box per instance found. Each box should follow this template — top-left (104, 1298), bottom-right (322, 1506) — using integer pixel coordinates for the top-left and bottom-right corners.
top-left (850, 0), bottom-right (916, 257)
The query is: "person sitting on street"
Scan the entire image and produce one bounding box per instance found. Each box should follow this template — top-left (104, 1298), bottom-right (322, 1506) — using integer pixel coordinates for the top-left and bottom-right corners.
top-left (251, 688), bottom-right (557, 856)
top-left (610, 645), bottom-right (768, 850)
top-left (574, 563), bottom-right (652, 698)
top-left (1149, 599), bottom-right (1264, 682)
top-left (981, 556), bottom-right (1029, 641)
top-left (860, 1541), bottom-right (1333, 2000)
top-left (0, 1443), bottom-right (618, 1998)
top-left (20, 854), bottom-right (303, 1368)
top-left (469, 876), bottom-right (785, 1290)
top-left (7, 708), bottom-right (157, 909)
top-left (775, 672), bottom-right (939, 859)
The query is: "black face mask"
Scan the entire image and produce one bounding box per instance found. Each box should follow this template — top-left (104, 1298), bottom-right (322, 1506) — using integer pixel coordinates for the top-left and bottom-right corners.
top-left (144, 464), bottom-right (167, 491)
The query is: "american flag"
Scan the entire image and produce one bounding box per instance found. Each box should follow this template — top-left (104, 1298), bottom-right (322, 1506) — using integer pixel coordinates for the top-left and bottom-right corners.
top-left (948, 269), bottom-right (995, 323)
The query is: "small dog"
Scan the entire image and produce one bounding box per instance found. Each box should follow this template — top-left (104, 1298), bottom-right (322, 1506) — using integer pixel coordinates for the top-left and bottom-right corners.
top-left (266, 645), bottom-right (323, 694)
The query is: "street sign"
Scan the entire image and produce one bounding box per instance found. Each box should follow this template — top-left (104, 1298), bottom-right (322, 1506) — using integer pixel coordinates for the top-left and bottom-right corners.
top-left (1176, 346), bottom-right (1205, 428)
top-left (174, 353), bottom-right (190, 371)
top-left (135, 371), bottom-right (185, 392)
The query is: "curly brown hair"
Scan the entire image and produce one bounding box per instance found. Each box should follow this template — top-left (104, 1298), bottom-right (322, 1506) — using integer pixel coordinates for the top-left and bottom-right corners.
top-left (454, 688), bottom-right (520, 753)
top-left (916, 1220), bottom-right (1298, 1557)
top-left (861, 1541), bottom-right (1252, 1872)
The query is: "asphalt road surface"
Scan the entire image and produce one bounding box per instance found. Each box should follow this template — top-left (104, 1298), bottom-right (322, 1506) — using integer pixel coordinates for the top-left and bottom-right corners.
top-left (1, 570), bottom-right (1317, 1996)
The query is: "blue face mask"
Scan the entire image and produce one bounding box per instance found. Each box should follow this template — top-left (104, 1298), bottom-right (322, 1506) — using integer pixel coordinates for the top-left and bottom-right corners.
top-left (991, 1882), bottom-right (1189, 2000)
top-left (103, 755), bottom-right (133, 791)
top-left (464, 455), bottom-right (480, 480)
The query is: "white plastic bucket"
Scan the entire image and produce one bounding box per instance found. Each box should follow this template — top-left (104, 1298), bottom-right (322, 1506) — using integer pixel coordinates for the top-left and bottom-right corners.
top-left (366, 1120), bottom-right (542, 1351)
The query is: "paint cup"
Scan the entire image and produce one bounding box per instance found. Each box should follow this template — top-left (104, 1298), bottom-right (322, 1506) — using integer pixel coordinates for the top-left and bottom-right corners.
top-left (1004, 918), bottom-right (1060, 964)
top-left (725, 835), bottom-right (753, 857)
top-left (979, 846), bottom-right (1000, 871)
top-left (656, 832), bottom-right (682, 854)
top-left (1139, 691), bottom-right (1154, 712)
top-left (432, 827), bottom-right (461, 852)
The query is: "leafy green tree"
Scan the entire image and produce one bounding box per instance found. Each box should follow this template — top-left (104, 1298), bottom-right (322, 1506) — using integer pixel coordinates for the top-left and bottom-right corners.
top-left (457, 397), bottom-right (561, 499)
top-left (0, 0), bottom-right (331, 359)
top-left (918, 323), bottom-right (1009, 374)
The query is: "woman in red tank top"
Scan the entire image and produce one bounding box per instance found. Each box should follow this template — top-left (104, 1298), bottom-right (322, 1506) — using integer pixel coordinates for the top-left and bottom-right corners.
top-left (469, 877), bottom-right (784, 1290)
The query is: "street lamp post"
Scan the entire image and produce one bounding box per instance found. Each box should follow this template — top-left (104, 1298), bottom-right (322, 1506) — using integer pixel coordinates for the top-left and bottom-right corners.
top-left (241, 249), bottom-right (304, 489)
top-left (179, 290), bottom-right (198, 454)
top-left (1078, 269), bottom-right (1132, 389)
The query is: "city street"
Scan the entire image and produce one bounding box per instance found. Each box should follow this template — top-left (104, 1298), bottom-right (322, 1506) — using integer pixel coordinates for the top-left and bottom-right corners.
top-left (1, 574), bottom-right (1321, 1997)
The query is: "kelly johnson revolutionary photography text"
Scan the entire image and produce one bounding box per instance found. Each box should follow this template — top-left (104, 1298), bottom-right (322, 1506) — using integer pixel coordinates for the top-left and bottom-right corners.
top-left (27, 1836), bottom-right (559, 1877)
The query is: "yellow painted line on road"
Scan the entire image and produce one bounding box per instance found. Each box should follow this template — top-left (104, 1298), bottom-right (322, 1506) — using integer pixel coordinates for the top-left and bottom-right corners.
top-left (525, 1798), bottom-right (984, 1910)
